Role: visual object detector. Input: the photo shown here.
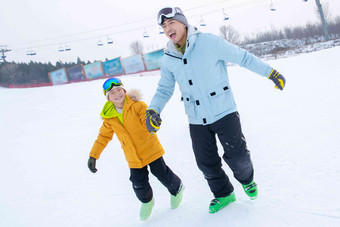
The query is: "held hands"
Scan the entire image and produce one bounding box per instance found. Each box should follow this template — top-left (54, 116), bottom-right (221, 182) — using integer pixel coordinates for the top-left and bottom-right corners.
top-left (88, 157), bottom-right (97, 173)
top-left (268, 69), bottom-right (286, 90)
top-left (145, 109), bottom-right (162, 134)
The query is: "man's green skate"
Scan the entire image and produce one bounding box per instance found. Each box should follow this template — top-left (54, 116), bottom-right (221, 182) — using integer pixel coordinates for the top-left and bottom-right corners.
top-left (242, 180), bottom-right (258, 200)
top-left (209, 192), bottom-right (236, 213)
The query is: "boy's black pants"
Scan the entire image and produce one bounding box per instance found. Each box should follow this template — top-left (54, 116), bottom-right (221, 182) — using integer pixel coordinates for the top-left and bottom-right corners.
top-left (189, 112), bottom-right (254, 198)
top-left (129, 157), bottom-right (181, 203)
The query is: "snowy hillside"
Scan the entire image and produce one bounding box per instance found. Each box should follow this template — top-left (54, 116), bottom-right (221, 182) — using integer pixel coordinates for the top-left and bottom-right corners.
top-left (242, 37), bottom-right (340, 59)
top-left (1, 46), bottom-right (340, 227)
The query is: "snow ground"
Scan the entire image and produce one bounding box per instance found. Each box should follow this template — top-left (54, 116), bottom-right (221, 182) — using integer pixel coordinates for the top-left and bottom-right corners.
top-left (1, 46), bottom-right (340, 227)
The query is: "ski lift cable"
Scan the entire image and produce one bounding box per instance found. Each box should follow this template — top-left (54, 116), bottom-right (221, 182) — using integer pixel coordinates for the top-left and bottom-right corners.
top-left (7, 17), bottom-right (154, 48)
top-left (8, 0), bottom-right (267, 47)
top-left (11, 25), bottom-right (160, 51)
top-left (9, 0), bottom-right (276, 53)
top-left (11, 0), bottom-right (268, 49)
top-left (187, 0), bottom-right (268, 20)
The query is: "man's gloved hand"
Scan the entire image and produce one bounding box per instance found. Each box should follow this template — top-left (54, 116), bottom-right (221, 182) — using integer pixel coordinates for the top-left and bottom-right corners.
top-left (268, 69), bottom-right (286, 90)
top-left (145, 109), bottom-right (162, 134)
top-left (88, 157), bottom-right (97, 173)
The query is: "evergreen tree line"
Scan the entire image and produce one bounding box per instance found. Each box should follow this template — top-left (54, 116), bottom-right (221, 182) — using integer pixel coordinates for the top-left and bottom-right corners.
top-left (0, 58), bottom-right (88, 87)
top-left (1, 17), bottom-right (340, 87)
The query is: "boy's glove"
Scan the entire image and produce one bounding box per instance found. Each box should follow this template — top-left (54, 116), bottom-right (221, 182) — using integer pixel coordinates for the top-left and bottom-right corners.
top-left (145, 109), bottom-right (162, 134)
top-left (268, 69), bottom-right (286, 90)
top-left (88, 157), bottom-right (97, 173)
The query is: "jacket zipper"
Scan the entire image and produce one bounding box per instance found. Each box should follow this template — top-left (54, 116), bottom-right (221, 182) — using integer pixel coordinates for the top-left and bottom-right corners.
top-left (165, 52), bottom-right (182, 60)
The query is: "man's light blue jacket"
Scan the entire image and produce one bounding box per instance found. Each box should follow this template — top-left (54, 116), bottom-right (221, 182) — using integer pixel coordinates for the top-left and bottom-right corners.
top-left (149, 25), bottom-right (273, 125)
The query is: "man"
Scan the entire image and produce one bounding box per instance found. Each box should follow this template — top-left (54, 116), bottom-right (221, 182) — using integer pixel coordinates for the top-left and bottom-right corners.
top-left (145, 7), bottom-right (285, 214)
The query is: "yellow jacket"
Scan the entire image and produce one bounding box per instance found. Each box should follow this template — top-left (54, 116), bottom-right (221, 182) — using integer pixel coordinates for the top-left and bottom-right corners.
top-left (89, 90), bottom-right (165, 168)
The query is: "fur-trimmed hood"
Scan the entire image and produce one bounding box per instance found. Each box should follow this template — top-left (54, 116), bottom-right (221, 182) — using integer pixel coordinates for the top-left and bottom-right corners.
top-left (126, 89), bottom-right (142, 102)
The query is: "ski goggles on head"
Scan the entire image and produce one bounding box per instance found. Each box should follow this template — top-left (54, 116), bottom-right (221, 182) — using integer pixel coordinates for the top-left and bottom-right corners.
top-left (103, 77), bottom-right (123, 95)
top-left (157, 7), bottom-right (184, 25)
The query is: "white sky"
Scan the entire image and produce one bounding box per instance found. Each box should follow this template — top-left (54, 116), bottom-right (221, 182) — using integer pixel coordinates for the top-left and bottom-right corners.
top-left (1, 0), bottom-right (339, 64)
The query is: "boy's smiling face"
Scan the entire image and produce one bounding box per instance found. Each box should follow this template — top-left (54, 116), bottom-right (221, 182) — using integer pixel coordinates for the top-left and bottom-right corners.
top-left (108, 87), bottom-right (125, 108)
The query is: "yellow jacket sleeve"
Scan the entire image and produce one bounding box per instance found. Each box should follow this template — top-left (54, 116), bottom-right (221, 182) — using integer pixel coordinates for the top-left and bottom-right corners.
top-left (89, 120), bottom-right (114, 159)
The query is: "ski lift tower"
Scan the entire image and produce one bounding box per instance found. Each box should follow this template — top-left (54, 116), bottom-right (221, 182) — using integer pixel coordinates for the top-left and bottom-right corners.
top-left (315, 0), bottom-right (329, 41)
top-left (0, 45), bottom-right (11, 62)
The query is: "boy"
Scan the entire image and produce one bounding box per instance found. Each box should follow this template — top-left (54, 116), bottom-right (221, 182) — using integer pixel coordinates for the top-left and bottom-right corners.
top-left (145, 7), bottom-right (286, 213)
top-left (88, 77), bottom-right (184, 220)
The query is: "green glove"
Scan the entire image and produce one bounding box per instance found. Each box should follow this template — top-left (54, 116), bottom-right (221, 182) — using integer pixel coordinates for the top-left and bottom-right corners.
top-left (268, 69), bottom-right (286, 90)
top-left (145, 109), bottom-right (162, 134)
top-left (88, 157), bottom-right (97, 173)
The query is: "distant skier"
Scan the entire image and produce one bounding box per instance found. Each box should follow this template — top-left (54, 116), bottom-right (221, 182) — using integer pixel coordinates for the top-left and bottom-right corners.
top-left (146, 7), bottom-right (286, 213)
top-left (88, 77), bottom-right (184, 220)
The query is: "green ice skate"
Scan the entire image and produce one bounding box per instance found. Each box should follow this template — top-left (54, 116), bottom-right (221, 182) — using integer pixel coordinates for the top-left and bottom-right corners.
top-left (140, 198), bottom-right (154, 221)
top-left (209, 192), bottom-right (236, 213)
top-left (171, 184), bottom-right (185, 209)
top-left (242, 180), bottom-right (258, 200)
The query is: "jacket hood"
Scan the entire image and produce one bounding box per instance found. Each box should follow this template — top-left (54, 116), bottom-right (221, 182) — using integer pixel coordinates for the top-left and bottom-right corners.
top-left (166, 25), bottom-right (201, 57)
top-left (100, 89), bottom-right (142, 119)
top-left (127, 89), bottom-right (142, 101)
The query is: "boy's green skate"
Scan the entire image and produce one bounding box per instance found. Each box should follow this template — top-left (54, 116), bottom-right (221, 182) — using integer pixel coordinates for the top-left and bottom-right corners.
top-left (242, 180), bottom-right (258, 200)
top-left (209, 192), bottom-right (236, 213)
top-left (170, 184), bottom-right (185, 209)
top-left (140, 198), bottom-right (154, 221)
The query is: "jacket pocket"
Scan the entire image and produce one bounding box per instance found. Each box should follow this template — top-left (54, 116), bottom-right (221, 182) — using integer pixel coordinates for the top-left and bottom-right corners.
top-left (180, 93), bottom-right (196, 117)
top-left (206, 81), bottom-right (233, 115)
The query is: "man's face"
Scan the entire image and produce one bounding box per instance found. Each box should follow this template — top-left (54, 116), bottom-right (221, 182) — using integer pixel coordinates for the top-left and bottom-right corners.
top-left (162, 18), bottom-right (187, 46)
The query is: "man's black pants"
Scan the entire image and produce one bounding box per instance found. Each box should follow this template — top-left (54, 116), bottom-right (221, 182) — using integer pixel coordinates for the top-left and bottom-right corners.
top-left (189, 112), bottom-right (254, 198)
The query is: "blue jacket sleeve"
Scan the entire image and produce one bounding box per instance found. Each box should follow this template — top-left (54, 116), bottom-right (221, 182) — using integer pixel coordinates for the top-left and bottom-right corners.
top-left (216, 36), bottom-right (273, 77)
top-left (148, 65), bottom-right (176, 114)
